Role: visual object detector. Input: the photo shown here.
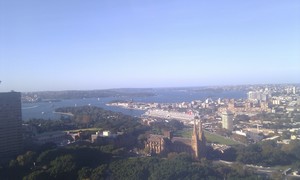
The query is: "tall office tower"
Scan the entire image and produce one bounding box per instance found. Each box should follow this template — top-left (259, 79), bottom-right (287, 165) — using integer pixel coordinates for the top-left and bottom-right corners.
top-left (221, 110), bottom-right (234, 131)
top-left (293, 87), bottom-right (296, 95)
top-left (0, 92), bottom-right (23, 163)
top-left (247, 91), bottom-right (256, 100)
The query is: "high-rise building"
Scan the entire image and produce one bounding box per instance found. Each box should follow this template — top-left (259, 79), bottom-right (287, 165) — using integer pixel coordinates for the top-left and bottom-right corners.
top-left (0, 92), bottom-right (23, 163)
top-left (247, 91), bottom-right (269, 101)
top-left (221, 110), bottom-right (234, 131)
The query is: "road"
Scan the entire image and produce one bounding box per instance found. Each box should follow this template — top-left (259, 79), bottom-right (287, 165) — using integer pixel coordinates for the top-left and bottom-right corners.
top-left (217, 160), bottom-right (300, 179)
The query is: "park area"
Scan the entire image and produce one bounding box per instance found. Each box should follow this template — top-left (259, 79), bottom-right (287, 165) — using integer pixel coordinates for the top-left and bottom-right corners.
top-left (174, 128), bottom-right (240, 145)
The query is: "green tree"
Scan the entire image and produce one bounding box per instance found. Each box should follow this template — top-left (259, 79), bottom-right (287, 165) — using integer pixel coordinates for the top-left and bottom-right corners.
top-left (90, 164), bottom-right (107, 180)
top-left (236, 144), bottom-right (263, 164)
top-left (23, 170), bottom-right (49, 180)
top-left (17, 151), bottom-right (36, 167)
top-left (78, 167), bottom-right (92, 180)
top-left (48, 154), bottom-right (77, 179)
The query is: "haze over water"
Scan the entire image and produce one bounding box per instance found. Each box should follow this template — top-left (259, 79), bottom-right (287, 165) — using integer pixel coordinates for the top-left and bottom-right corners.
top-left (22, 89), bottom-right (246, 120)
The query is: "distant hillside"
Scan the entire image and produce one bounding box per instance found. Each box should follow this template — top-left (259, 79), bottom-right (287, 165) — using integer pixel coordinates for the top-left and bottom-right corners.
top-left (22, 89), bottom-right (155, 101)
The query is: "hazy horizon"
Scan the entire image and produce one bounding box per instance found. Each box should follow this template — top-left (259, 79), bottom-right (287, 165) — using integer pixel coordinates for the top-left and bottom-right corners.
top-left (1, 0), bottom-right (300, 92)
top-left (1, 82), bottom-right (299, 93)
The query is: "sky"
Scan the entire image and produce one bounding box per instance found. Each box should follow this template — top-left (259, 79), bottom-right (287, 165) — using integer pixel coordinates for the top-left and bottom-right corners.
top-left (0, 0), bottom-right (300, 92)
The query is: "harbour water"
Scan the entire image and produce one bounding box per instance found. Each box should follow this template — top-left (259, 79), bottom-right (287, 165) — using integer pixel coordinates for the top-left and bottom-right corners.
top-left (22, 89), bottom-right (247, 120)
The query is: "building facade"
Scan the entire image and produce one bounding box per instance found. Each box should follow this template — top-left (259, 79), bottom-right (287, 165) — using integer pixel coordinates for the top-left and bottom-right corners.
top-left (221, 110), bottom-right (234, 131)
top-left (145, 134), bottom-right (167, 154)
top-left (247, 91), bottom-right (269, 101)
top-left (145, 118), bottom-right (207, 159)
top-left (0, 92), bottom-right (23, 163)
top-left (191, 119), bottom-right (206, 159)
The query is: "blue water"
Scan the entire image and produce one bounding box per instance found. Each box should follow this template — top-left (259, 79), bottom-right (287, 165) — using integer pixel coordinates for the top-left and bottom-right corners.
top-left (22, 89), bottom-right (246, 120)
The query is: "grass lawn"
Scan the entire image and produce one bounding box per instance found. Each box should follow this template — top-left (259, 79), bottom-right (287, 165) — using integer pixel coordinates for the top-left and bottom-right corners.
top-left (204, 131), bottom-right (240, 145)
top-left (174, 128), bottom-right (240, 146)
top-left (173, 128), bottom-right (192, 138)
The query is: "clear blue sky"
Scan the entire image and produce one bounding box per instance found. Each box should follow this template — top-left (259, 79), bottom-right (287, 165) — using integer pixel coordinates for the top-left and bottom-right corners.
top-left (1, 0), bottom-right (299, 92)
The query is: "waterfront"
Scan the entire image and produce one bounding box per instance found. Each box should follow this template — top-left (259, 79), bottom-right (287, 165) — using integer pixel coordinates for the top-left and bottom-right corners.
top-left (22, 89), bottom-right (247, 120)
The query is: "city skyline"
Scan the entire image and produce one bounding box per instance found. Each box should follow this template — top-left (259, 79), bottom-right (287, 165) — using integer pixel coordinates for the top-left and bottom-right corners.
top-left (1, 0), bottom-right (300, 92)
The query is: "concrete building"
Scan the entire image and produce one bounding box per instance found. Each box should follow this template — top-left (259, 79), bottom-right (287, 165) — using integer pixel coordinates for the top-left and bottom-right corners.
top-left (221, 110), bottom-right (234, 131)
top-left (0, 92), bottom-right (23, 163)
top-left (102, 130), bottom-right (111, 137)
top-left (247, 91), bottom-right (269, 101)
top-left (91, 131), bottom-right (119, 143)
top-left (293, 87), bottom-right (296, 95)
